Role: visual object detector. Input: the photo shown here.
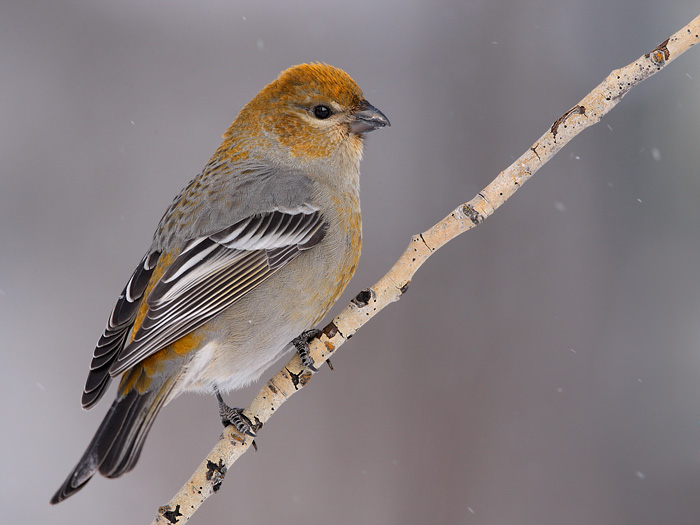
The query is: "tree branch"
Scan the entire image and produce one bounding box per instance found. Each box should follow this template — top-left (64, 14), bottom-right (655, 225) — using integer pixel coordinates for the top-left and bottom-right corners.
top-left (151, 14), bottom-right (700, 524)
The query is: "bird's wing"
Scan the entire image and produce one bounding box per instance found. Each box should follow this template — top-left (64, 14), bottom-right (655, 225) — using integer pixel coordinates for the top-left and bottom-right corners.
top-left (110, 208), bottom-right (327, 376)
top-left (82, 251), bottom-right (162, 409)
top-left (82, 208), bottom-right (326, 407)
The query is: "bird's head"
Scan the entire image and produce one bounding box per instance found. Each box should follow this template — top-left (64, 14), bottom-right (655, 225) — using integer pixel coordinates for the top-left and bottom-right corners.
top-left (222, 63), bottom-right (389, 170)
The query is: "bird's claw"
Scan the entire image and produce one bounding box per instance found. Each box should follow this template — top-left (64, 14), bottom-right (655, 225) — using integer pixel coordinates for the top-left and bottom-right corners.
top-left (220, 405), bottom-right (256, 436)
top-left (292, 328), bottom-right (323, 371)
top-left (215, 388), bottom-right (260, 450)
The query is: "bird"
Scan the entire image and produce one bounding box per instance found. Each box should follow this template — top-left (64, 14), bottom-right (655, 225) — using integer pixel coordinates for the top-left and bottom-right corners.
top-left (50, 63), bottom-right (389, 504)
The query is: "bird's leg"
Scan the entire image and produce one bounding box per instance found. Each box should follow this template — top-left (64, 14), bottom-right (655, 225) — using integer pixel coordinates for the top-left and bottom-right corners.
top-left (213, 385), bottom-right (260, 450)
top-left (291, 328), bottom-right (323, 371)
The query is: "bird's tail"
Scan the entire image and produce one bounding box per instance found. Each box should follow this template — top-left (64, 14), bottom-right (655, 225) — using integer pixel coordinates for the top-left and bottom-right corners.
top-left (50, 381), bottom-right (173, 504)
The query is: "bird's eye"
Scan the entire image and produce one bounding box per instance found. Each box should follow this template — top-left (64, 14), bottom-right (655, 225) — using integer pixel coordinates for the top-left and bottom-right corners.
top-left (313, 105), bottom-right (332, 119)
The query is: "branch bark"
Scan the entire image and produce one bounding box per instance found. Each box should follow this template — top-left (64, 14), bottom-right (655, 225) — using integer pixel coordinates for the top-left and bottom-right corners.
top-left (152, 14), bottom-right (700, 524)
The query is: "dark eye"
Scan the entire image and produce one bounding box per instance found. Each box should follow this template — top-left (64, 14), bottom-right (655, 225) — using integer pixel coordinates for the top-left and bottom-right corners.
top-left (313, 105), bottom-right (332, 119)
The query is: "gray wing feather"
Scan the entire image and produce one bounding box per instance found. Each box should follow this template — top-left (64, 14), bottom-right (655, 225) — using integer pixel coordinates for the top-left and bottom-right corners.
top-left (154, 162), bottom-right (316, 252)
top-left (108, 209), bottom-right (327, 376)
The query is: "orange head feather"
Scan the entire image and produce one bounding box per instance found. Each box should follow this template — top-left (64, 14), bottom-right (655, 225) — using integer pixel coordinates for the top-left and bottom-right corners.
top-left (215, 63), bottom-right (371, 165)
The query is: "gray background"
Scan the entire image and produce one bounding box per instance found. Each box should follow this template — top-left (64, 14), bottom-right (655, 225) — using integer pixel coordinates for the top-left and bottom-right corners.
top-left (3, 1), bottom-right (700, 523)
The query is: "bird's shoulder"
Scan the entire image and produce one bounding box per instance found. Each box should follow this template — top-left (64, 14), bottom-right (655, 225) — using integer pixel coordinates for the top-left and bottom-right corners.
top-left (153, 159), bottom-right (316, 251)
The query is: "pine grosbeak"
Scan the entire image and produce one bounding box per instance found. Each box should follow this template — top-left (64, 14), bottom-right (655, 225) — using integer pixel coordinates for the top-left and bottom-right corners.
top-left (51, 63), bottom-right (389, 503)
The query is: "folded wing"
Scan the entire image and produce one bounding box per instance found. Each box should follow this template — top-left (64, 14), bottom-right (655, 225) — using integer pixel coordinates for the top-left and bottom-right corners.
top-left (82, 208), bottom-right (326, 407)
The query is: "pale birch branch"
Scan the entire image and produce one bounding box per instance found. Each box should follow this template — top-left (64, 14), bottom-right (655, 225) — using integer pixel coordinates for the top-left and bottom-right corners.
top-left (152, 15), bottom-right (700, 524)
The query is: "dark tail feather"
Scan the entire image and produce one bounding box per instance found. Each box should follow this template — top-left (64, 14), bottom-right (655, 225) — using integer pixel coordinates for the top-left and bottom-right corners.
top-left (50, 385), bottom-right (171, 504)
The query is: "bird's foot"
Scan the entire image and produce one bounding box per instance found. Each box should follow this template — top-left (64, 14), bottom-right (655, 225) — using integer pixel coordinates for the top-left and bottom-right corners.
top-left (214, 387), bottom-right (260, 450)
top-left (291, 328), bottom-right (323, 371)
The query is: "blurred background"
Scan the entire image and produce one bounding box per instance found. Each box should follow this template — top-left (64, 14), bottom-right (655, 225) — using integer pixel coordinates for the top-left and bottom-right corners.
top-left (3, 1), bottom-right (700, 523)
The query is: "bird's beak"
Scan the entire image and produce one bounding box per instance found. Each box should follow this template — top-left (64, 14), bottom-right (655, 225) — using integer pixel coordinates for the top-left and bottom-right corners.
top-left (349, 100), bottom-right (391, 134)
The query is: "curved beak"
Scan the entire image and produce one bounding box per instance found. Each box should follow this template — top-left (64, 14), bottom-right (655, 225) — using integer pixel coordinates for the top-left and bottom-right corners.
top-left (349, 100), bottom-right (390, 134)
